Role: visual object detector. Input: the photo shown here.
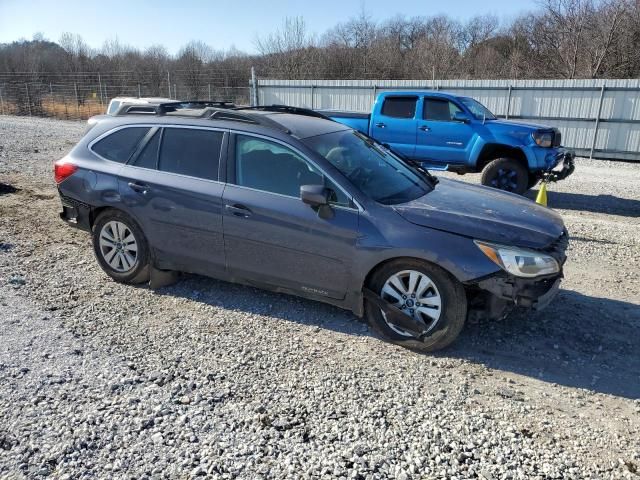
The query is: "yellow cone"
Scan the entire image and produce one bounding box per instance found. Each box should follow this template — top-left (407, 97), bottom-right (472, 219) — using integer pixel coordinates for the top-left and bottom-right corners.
top-left (536, 182), bottom-right (548, 206)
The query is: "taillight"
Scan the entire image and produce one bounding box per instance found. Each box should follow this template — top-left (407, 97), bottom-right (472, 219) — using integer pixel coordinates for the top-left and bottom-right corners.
top-left (54, 160), bottom-right (78, 184)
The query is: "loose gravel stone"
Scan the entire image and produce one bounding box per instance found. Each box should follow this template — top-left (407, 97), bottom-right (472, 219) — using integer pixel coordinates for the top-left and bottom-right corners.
top-left (0, 115), bottom-right (639, 479)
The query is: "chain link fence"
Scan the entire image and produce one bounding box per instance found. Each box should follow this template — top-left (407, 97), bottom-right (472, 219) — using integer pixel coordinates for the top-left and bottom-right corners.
top-left (0, 70), bottom-right (252, 120)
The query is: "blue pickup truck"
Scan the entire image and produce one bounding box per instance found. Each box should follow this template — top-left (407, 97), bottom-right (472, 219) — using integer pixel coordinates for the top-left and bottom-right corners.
top-left (325, 91), bottom-right (574, 194)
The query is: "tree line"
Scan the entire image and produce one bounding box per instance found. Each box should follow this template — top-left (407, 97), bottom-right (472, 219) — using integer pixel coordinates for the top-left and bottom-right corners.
top-left (0, 0), bottom-right (637, 104)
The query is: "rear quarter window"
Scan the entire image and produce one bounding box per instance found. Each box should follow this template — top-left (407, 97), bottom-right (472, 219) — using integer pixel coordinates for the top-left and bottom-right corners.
top-left (91, 127), bottom-right (150, 163)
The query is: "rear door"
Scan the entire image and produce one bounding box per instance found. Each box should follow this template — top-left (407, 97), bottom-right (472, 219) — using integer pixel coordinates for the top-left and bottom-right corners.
top-left (370, 95), bottom-right (418, 158)
top-left (415, 97), bottom-right (476, 166)
top-left (117, 126), bottom-right (227, 274)
top-left (222, 133), bottom-right (359, 300)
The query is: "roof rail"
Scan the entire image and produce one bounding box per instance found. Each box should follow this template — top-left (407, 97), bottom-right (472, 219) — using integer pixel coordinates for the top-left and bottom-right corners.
top-left (234, 104), bottom-right (334, 121)
top-left (114, 100), bottom-right (236, 117)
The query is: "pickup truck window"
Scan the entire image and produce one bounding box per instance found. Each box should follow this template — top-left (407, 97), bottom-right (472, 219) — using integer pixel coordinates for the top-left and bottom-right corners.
top-left (423, 98), bottom-right (463, 122)
top-left (304, 130), bottom-right (432, 205)
top-left (459, 97), bottom-right (496, 120)
top-left (381, 96), bottom-right (418, 119)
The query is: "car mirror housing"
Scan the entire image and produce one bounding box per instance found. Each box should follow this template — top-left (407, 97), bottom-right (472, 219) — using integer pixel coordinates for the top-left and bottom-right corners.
top-left (300, 184), bottom-right (329, 207)
top-left (453, 111), bottom-right (470, 123)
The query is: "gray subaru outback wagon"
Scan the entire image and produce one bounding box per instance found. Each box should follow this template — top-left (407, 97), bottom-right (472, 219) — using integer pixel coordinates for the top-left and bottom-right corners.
top-left (55, 102), bottom-right (568, 351)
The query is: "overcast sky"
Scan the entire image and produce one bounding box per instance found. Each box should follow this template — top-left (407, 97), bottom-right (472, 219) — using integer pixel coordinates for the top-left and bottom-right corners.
top-left (0, 0), bottom-right (538, 54)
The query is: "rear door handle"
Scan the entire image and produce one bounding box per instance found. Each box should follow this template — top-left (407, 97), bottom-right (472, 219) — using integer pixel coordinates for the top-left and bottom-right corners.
top-left (225, 204), bottom-right (252, 218)
top-left (419, 125), bottom-right (431, 132)
top-left (375, 122), bottom-right (386, 128)
top-left (128, 181), bottom-right (150, 194)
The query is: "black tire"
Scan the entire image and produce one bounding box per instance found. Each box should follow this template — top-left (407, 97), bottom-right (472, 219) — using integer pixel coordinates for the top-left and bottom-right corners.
top-left (480, 157), bottom-right (530, 195)
top-left (92, 209), bottom-right (150, 284)
top-left (365, 259), bottom-right (467, 352)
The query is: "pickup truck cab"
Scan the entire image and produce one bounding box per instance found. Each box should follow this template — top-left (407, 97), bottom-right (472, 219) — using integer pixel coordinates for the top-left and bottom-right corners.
top-left (326, 91), bottom-right (574, 194)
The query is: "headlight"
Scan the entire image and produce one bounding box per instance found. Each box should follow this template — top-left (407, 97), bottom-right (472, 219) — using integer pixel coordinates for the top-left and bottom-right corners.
top-left (475, 240), bottom-right (559, 278)
top-left (532, 130), bottom-right (553, 148)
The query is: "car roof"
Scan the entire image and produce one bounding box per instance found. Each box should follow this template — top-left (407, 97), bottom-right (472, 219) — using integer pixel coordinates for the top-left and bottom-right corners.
top-left (382, 90), bottom-right (462, 100)
top-left (93, 105), bottom-right (350, 141)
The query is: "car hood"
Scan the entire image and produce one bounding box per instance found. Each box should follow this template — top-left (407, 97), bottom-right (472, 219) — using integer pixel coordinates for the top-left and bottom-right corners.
top-left (486, 118), bottom-right (554, 131)
top-left (393, 178), bottom-right (565, 249)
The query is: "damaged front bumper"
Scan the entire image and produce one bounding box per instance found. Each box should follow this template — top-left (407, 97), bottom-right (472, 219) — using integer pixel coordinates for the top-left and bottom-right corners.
top-left (467, 272), bottom-right (562, 322)
top-left (546, 151), bottom-right (575, 182)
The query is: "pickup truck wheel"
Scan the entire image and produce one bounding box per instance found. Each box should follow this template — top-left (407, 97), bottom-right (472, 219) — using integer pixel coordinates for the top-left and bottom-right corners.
top-left (365, 259), bottom-right (467, 352)
top-left (92, 209), bottom-right (150, 284)
top-left (481, 158), bottom-right (529, 195)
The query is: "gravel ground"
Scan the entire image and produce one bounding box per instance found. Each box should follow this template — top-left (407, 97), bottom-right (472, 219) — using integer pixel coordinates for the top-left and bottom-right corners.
top-left (0, 115), bottom-right (639, 479)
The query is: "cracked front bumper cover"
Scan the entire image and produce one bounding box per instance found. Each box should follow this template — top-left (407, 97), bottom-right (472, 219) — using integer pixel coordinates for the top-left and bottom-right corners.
top-left (476, 273), bottom-right (562, 310)
top-left (547, 151), bottom-right (575, 182)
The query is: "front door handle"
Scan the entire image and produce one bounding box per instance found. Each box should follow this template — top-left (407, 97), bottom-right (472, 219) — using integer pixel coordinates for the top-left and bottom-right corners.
top-left (419, 125), bottom-right (431, 132)
top-left (375, 122), bottom-right (386, 128)
top-left (128, 181), bottom-right (150, 194)
top-left (225, 204), bottom-right (252, 218)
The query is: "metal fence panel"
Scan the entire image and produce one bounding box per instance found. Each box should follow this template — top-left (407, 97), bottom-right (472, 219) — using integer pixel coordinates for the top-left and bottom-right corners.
top-left (257, 78), bottom-right (640, 161)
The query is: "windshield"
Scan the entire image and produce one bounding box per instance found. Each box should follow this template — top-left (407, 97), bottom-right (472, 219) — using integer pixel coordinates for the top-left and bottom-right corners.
top-left (304, 130), bottom-right (432, 205)
top-left (460, 97), bottom-right (496, 121)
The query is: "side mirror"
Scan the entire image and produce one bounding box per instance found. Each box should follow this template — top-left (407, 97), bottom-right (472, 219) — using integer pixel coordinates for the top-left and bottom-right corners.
top-left (300, 184), bottom-right (329, 207)
top-left (453, 111), bottom-right (470, 123)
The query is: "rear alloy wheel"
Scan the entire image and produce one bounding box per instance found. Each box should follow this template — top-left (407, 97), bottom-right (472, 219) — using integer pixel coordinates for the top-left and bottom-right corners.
top-left (365, 259), bottom-right (467, 352)
top-left (481, 157), bottom-right (529, 195)
top-left (92, 210), bottom-right (150, 284)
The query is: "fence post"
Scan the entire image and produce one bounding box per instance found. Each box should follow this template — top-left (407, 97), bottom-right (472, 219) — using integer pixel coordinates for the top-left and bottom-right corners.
top-left (251, 66), bottom-right (258, 106)
top-left (208, 83), bottom-right (212, 101)
top-left (74, 82), bottom-right (80, 118)
top-left (167, 71), bottom-right (171, 98)
top-left (174, 84), bottom-right (177, 100)
top-left (372, 84), bottom-right (377, 105)
top-left (97, 73), bottom-right (104, 105)
top-left (590, 83), bottom-right (606, 159)
top-left (310, 85), bottom-right (315, 109)
top-left (25, 83), bottom-right (32, 116)
top-left (138, 83), bottom-right (142, 98)
top-left (0, 84), bottom-right (5, 115)
top-left (505, 85), bottom-right (512, 119)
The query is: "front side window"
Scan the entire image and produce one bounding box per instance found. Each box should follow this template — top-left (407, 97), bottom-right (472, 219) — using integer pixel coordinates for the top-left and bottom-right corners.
top-left (158, 128), bottom-right (223, 181)
top-left (423, 98), bottom-right (463, 121)
top-left (304, 130), bottom-right (432, 205)
top-left (459, 97), bottom-right (497, 120)
top-left (234, 135), bottom-right (349, 206)
top-left (92, 127), bottom-right (149, 163)
top-left (381, 96), bottom-right (418, 119)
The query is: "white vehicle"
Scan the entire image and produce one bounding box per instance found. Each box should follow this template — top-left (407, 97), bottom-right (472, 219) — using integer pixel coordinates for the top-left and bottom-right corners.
top-left (106, 97), bottom-right (174, 115)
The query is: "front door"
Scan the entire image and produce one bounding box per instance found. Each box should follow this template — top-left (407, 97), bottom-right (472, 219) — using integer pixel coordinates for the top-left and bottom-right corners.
top-left (222, 134), bottom-right (359, 300)
top-left (118, 126), bottom-right (227, 273)
top-left (415, 97), bottom-right (476, 167)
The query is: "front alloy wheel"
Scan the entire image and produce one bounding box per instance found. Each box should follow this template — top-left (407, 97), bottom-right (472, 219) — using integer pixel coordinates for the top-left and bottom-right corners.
top-left (365, 259), bottom-right (467, 352)
top-left (380, 269), bottom-right (442, 336)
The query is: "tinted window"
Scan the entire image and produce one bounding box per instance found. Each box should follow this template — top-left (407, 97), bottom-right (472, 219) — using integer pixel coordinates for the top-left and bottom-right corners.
top-left (234, 135), bottom-right (349, 206)
top-left (304, 130), bottom-right (432, 205)
top-left (132, 130), bottom-right (160, 169)
top-left (92, 127), bottom-right (149, 163)
top-left (158, 128), bottom-right (223, 180)
top-left (381, 96), bottom-right (417, 119)
top-left (423, 99), bottom-right (463, 121)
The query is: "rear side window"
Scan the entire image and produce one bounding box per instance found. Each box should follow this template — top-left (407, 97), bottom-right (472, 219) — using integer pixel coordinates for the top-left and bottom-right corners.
top-left (158, 128), bottom-right (223, 181)
top-left (381, 96), bottom-right (417, 119)
top-left (92, 127), bottom-right (149, 163)
top-left (423, 98), bottom-right (463, 121)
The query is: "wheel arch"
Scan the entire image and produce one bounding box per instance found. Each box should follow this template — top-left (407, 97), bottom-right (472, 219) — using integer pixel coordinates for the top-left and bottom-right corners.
top-left (476, 143), bottom-right (528, 172)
